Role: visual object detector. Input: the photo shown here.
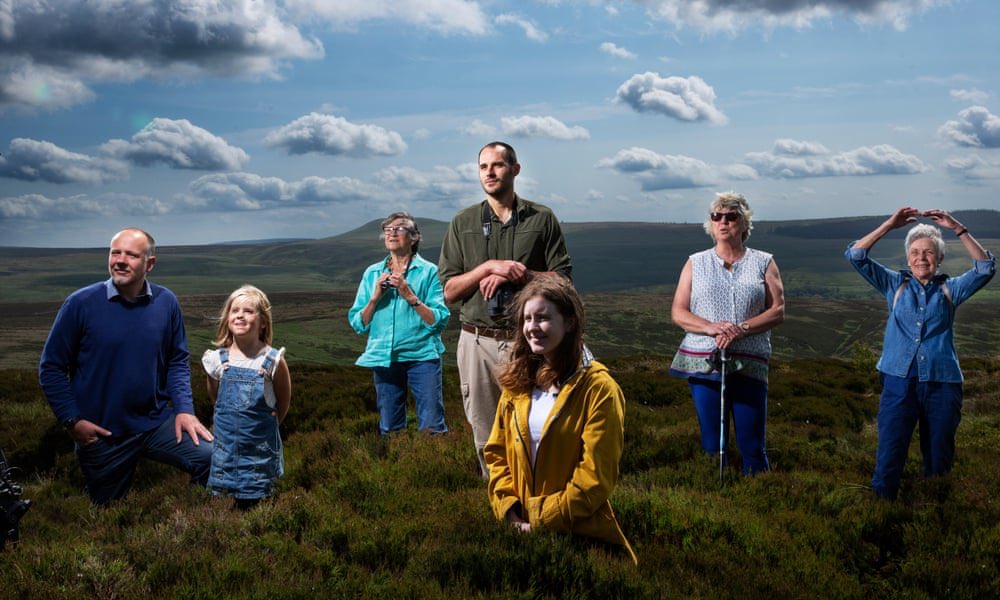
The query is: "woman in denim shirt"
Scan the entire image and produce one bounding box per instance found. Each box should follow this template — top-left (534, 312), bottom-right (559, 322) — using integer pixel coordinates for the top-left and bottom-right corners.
top-left (846, 207), bottom-right (994, 500)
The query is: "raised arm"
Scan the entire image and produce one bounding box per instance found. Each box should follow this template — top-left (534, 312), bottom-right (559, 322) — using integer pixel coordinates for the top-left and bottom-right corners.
top-left (853, 206), bottom-right (921, 251)
top-left (923, 209), bottom-right (989, 261)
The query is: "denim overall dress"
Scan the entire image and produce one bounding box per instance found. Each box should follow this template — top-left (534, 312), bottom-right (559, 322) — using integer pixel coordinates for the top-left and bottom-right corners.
top-left (208, 347), bottom-right (284, 499)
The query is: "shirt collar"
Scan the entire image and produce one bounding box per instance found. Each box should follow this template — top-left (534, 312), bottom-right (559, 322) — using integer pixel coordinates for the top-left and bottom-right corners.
top-left (104, 278), bottom-right (152, 301)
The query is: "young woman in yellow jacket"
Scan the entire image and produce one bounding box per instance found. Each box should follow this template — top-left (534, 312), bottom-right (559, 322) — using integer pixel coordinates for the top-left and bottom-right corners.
top-left (483, 277), bottom-right (637, 564)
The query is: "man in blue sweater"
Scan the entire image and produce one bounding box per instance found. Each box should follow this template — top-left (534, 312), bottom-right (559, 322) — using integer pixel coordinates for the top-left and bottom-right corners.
top-left (39, 228), bottom-right (214, 505)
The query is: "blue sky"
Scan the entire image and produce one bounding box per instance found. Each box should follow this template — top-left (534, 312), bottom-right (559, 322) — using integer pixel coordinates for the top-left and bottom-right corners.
top-left (1, 0), bottom-right (998, 247)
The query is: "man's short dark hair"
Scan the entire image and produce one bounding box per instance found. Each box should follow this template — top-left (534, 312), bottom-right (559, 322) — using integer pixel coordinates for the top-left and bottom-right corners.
top-left (479, 141), bottom-right (518, 166)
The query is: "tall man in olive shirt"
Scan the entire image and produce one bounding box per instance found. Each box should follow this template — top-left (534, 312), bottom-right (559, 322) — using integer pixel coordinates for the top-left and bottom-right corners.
top-left (438, 142), bottom-right (572, 477)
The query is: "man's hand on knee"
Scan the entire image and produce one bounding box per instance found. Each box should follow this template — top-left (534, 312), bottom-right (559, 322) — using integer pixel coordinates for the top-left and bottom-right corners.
top-left (174, 412), bottom-right (213, 445)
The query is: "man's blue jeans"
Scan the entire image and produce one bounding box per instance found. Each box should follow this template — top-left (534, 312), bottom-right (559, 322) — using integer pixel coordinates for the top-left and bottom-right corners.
top-left (373, 359), bottom-right (448, 434)
top-left (872, 374), bottom-right (963, 500)
top-left (689, 375), bottom-right (770, 475)
top-left (75, 414), bottom-right (213, 505)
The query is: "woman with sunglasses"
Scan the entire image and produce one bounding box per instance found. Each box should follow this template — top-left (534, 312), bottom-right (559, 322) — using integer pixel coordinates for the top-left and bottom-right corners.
top-left (348, 212), bottom-right (451, 434)
top-left (669, 192), bottom-right (785, 475)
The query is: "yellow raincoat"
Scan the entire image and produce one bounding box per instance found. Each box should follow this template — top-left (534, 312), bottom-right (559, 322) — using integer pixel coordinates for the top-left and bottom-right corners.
top-left (484, 356), bottom-right (637, 564)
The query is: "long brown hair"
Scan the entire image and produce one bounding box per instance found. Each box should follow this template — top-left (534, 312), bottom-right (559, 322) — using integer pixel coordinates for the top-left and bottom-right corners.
top-left (497, 276), bottom-right (584, 394)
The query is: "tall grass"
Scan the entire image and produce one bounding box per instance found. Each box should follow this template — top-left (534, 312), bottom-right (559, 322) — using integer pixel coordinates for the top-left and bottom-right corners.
top-left (2, 355), bottom-right (998, 598)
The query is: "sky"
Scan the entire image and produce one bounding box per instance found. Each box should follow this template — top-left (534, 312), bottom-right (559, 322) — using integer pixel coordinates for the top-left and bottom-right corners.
top-left (1, 0), bottom-right (998, 248)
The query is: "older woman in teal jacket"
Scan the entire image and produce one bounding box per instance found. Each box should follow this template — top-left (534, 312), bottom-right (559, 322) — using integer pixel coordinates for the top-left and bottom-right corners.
top-left (349, 212), bottom-right (450, 434)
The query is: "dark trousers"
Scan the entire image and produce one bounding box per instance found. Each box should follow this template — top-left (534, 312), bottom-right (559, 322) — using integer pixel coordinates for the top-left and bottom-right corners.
top-left (75, 415), bottom-right (213, 505)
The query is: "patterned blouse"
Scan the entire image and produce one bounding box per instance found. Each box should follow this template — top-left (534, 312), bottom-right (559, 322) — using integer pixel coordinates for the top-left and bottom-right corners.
top-left (669, 247), bottom-right (774, 382)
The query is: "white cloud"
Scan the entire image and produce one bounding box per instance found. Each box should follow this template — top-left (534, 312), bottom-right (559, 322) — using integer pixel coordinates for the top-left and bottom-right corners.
top-left (264, 113), bottom-right (407, 157)
top-left (744, 140), bottom-right (929, 178)
top-left (463, 119), bottom-right (498, 137)
top-left (500, 115), bottom-right (590, 141)
top-left (944, 154), bottom-right (1000, 184)
top-left (0, 138), bottom-right (127, 184)
top-left (101, 118), bottom-right (250, 171)
top-left (600, 42), bottom-right (637, 60)
top-left (615, 72), bottom-right (727, 124)
top-left (373, 165), bottom-right (476, 203)
top-left (771, 139), bottom-right (830, 156)
top-left (285, 0), bottom-right (490, 35)
top-left (0, 192), bottom-right (168, 219)
top-left (596, 146), bottom-right (755, 190)
top-left (495, 13), bottom-right (549, 42)
top-left (184, 162), bottom-right (477, 212)
top-left (633, 0), bottom-right (948, 33)
top-left (0, 0), bottom-right (323, 111)
top-left (0, 57), bottom-right (95, 112)
top-left (938, 106), bottom-right (1000, 148)
top-left (950, 88), bottom-right (989, 104)
top-left (186, 171), bottom-right (375, 210)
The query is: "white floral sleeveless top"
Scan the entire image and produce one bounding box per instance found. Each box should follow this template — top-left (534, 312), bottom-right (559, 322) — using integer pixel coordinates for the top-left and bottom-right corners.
top-left (669, 247), bottom-right (773, 382)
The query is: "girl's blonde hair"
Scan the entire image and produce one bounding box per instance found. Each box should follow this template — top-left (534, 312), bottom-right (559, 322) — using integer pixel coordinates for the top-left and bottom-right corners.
top-left (213, 284), bottom-right (274, 347)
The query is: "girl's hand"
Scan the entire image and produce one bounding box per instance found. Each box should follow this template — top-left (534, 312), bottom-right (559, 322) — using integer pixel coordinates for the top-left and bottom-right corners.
top-left (505, 507), bottom-right (531, 533)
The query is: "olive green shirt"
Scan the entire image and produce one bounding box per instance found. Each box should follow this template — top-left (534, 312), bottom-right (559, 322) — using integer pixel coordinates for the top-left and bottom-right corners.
top-left (438, 196), bottom-right (572, 328)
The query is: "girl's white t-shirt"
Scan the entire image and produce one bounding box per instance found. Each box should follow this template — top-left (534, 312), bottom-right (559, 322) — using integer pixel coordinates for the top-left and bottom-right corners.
top-left (528, 386), bottom-right (559, 467)
top-left (201, 346), bottom-right (286, 409)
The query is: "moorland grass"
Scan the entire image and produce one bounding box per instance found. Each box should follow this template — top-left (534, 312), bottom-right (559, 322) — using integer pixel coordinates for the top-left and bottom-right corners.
top-left (2, 355), bottom-right (999, 598)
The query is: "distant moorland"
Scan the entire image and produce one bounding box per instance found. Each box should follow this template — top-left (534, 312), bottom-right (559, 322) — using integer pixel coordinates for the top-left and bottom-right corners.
top-left (1, 211), bottom-right (998, 370)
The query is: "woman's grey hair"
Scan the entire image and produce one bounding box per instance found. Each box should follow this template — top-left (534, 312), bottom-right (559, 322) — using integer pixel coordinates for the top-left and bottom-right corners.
top-left (905, 223), bottom-right (945, 261)
top-left (380, 211), bottom-right (421, 254)
top-left (703, 191), bottom-right (754, 242)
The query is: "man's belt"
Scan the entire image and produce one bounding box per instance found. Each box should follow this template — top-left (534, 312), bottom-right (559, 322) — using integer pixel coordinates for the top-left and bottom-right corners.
top-left (461, 322), bottom-right (515, 340)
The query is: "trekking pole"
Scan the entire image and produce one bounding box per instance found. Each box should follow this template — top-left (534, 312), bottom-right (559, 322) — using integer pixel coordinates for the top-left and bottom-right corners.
top-left (718, 347), bottom-right (727, 480)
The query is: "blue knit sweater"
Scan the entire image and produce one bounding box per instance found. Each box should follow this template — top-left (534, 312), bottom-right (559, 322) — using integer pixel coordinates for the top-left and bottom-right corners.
top-left (39, 279), bottom-right (195, 437)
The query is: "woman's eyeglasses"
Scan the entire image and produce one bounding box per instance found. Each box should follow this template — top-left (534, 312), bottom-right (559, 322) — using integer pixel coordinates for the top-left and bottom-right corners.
top-left (710, 212), bottom-right (740, 223)
top-left (382, 226), bottom-right (412, 234)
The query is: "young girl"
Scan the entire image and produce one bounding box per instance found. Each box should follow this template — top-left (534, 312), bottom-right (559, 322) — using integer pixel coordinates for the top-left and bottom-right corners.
top-left (483, 277), bottom-right (637, 564)
top-left (202, 285), bottom-right (291, 508)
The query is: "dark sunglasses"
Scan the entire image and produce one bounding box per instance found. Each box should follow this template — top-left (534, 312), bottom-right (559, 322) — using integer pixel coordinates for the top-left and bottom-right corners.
top-left (710, 212), bottom-right (741, 223)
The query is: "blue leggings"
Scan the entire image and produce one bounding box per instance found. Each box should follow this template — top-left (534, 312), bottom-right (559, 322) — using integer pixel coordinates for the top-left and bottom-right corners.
top-left (689, 375), bottom-right (770, 475)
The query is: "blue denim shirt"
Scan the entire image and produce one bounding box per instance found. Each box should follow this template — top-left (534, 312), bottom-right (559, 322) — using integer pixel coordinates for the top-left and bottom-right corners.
top-left (846, 243), bottom-right (995, 382)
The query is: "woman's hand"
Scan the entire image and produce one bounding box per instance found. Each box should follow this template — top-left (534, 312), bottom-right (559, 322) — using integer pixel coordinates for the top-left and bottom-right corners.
top-left (885, 206), bottom-right (921, 231)
top-left (714, 321), bottom-right (744, 349)
top-left (708, 321), bottom-right (742, 348)
top-left (922, 209), bottom-right (962, 233)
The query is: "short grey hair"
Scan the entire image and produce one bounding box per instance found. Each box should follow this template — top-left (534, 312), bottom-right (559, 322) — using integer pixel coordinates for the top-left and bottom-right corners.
top-left (703, 191), bottom-right (754, 242)
top-left (379, 211), bottom-right (421, 254)
top-left (905, 223), bottom-right (945, 261)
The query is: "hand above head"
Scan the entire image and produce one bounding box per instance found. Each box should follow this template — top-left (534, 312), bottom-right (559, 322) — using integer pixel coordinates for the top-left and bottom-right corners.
top-left (922, 209), bottom-right (962, 232)
top-left (175, 412), bottom-right (213, 445)
top-left (884, 206), bottom-right (921, 231)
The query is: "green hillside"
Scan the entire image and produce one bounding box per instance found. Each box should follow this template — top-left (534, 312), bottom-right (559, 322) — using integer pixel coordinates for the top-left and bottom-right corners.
top-left (1, 212), bottom-right (996, 371)
top-left (2, 210), bottom-right (998, 303)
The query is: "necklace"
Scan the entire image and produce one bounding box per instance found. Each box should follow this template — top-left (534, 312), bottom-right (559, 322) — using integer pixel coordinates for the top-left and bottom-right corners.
top-left (386, 255), bottom-right (410, 274)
